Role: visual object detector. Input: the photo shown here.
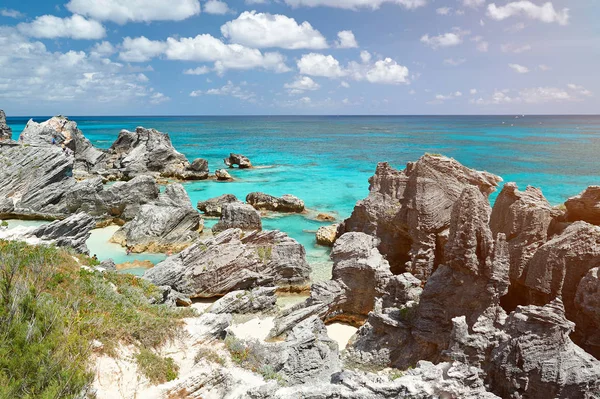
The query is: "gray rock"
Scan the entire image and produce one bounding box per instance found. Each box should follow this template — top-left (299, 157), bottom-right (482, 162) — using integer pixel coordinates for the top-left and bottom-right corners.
top-left (574, 267), bottom-right (600, 358)
top-left (208, 287), bottom-right (277, 314)
top-left (197, 194), bottom-right (239, 217)
top-left (224, 153), bottom-right (252, 168)
top-left (316, 224), bottom-right (338, 246)
top-left (246, 192), bottom-right (305, 213)
top-left (154, 285), bottom-right (193, 307)
top-left (565, 186), bottom-right (600, 225)
top-left (179, 158), bottom-right (209, 180)
top-left (188, 313), bottom-right (232, 342)
top-left (339, 154), bottom-right (502, 279)
top-left (215, 168), bottom-right (233, 181)
top-left (110, 183), bottom-right (202, 252)
top-left (212, 202), bottom-right (262, 233)
top-left (98, 259), bottom-right (116, 272)
top-left (0, 110), bottom-right (12, 140)
top-left (31, 213), bottom-right (96, 254)
top-left (144, 228), bottom-right (310, 298)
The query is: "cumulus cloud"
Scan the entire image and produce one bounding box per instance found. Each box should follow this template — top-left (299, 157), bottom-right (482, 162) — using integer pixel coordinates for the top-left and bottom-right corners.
top-left (66, 0), bottom-right (201, 24)
top-left (538, 64), bottom-right (551, 71)
top-left (443, 58), bottom-right (466, 66)
top-left (220, 11), bottom-right (327, 49)
top-left (472, 85), bottom-right (588, 105)
top-left (17, 14), bottom-right (106, 40)
top-left (150, 92), bottom-right (170, 104)
top-left (284, 76), bottom-right (320, 94)
top-left (501, 43), bottom-right (531, 53)
top-left (508, 63), bottom-right (529, 73)
top-left (463, 0), bottom-right (485, 8)
top-left (184, 66), bottom-right (211, 75)
top-left (297, 53), bottom-right (409, 84)
top-left (191, 81), bottom-right (256, 101)
top-left (283, 0), bottom-right (426, 10)
top-left (91, 41), bottom-right (117, 58)
top-left (204, 0), bottom-right (231, 14)
top-left (119, 37), bottom-right (167, 62)
top-left (360, 51), bottom-right (372, 63)
top-left (487, 1), bottom-right (569, 25)
top-left (430, 91), bottom-right (463, 104)
top-left (1, 9), bottom-right (25, 18)
top-left (471, 36), bottom-right (489, 52)
top-left (340, 81), bottom-right (350, 88)
top-left (335, 30), bottom-right (358, 48)
top-left (421, 29), bottom-right (468, 49)
top-left (567, 84), bottom-right (593, 97)
top-left (470, 88), bottom-right (477, 94)
top-left (436, 7), bottom-right (452, 15)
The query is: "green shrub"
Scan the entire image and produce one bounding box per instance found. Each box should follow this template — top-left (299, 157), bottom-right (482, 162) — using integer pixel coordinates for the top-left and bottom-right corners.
top-left (135, 349), bottom-right (179, 385)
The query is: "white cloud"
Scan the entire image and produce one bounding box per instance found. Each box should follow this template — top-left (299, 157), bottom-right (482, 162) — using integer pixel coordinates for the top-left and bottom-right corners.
top-left (505, 22), bottom-right (526, 32)
top-left (508, 63), bottom-right (529, 74)
top-left (538, 64), bottom-right (551, 71)
top-left (470, 88), bottom-right (477, 94)
top-left (1, 9), bottom-right (25, 18)
top-left (284, 75), bottom-right (320, 94)
top-left (463, 0), bottom-right (485, 8)
top-left (119, 37), bottom-right (167, 62)
top-left (298, 53), bottom-right (345, 78)
top-left (519, 87), bottom-right (571, 103)
top-left (335, 30), bottom-right (358, 48)
top-left (472, 85), bottom-right (587, 105)
top-left (340, 81), bottom-right (350, 88)
top-left (430, 90), bottom-right (463, 104)
top-left (191, 81), bottom-right (256, 101)
top-left (204, 0), bottom-right (231, 14)
top-left (184, 66), bottom-right (211, 75)
top-left (66, 0), bottom-right (201, 24)
top-left (150, 92), bottom-right (170, 104)
top-left (91, 41), bottom-right (116, 58)
top-left (436, 7), bottom-right (452, 15)
top-left (471, 35), bottom-right (489, 52)
top-left (421, 29), bottom-right (468, 49)
top-left (360, 50), bottom-right (372, 63)
top-left (246, 0), bottom-right (268, 3)
top-left (220, 11), bottom-right (327, 49)
top-left (17, 14), bottom-right (106, 40)
top-left (443, 58), bottom-right (466, 66)
top-left (501, 43), bottom-right (531, 53)
top-left (363, 58), bottom-right (409, 84)
top-left (487, 1), bottom-right (569, 25)
top-left (567, 84), bottom-right (592, 97)
top-left (284, 0), bottom-right (426, 10)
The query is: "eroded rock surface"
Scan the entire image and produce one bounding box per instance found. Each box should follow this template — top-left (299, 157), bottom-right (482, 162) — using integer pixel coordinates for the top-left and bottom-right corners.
top-left (31, 213), bottom-right (96, 254)
top-left (246, 192), bottom-right (305, 213)
top-left (0, 110), bottom-right (12, 140)
top-left (574, 267), bottom-right (600, 358)
top-left (224, 153), bottom-right (252, 168)
top-left (566, 186), bottom-right (600, 225)
top-left (197, 194), bottom-right (238, 217)
top-left (208, 287), bottom-right (277, 314)
top-left (316, 224), bottom-right (338, 246)
top-left (212, 202), bottom-right (262, 233)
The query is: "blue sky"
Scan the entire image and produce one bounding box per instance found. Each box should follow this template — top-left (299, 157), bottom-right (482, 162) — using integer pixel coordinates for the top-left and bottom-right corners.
top-left (0, 0), bottom-right (597, 115)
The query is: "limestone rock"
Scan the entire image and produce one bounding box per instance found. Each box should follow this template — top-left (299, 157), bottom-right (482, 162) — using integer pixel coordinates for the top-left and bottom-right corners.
top-left (197, 194), bottom-right (238, 217)
top-left (144, 228), bottom-right (310, 298)
top-left (316, 224), bottom-right (338, 246)
top-left (179, 158), bottom-right (209, 180)
top-left (215, 168), bottom-right (233, 180)
top-left (246, 192), bottom-right (305, 213)
top-left (224, 153), bottom-right (252, 168)
top-left (97, 259), bottom-right (116, 272)
top-left (340, 154), bottom-right (502, 279)
top-left (574, 267), bottom-right (600, 358)
top-left (212, 202), bottom-right (262, 233)
top-left (565, 186), bottom-right (600, 225)
top-left (0, 110), bottom-right (12, 140)
top-left (111, 183), bottom-right (201, 253)
top-left (31, 213), bottom-right (96, 254)
top-left (208, 287), bottom-right (277, 314)
top-left (154, 285), bottom-right (193, 307)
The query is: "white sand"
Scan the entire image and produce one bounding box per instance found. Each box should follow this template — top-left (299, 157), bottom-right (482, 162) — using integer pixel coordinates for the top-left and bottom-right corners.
top-left (229, 317), bottom-right (275, 342)
top-left (326, 323), bottom-right (358, 350)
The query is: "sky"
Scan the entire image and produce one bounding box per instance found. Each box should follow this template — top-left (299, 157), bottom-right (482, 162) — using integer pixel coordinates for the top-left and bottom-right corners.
top-left (0, 0), bottom-right (598, 115)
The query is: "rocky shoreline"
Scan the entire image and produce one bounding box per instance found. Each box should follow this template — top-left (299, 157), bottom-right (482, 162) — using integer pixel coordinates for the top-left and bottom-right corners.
top-left (1, 112), bottom-right (600, 398)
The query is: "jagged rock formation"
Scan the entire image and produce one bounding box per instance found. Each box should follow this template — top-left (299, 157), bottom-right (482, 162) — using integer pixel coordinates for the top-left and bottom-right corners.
top-left (30, 213), bottom-right (96, 254)
top-left (212, 202), bottom-right (262, 233)
top-left (224, 153), bottom-right (252, 168)
top-left (246, 192), bottom-right (305, 213)
top-left (316, 224), bottom-right (338, 246)
top-left (144, 228), bottom-right (310, 297)
top-left (215, 168), bottom-right (233, 180)
top-left (110, 184), bottom-right (202, 253)
top-left (207, 287), bottom-right (277, 314)
top-left (197, 194), bottom-right (239, 216)
top-left (339, 154), bottom-right (502, 279)
top-left (0, 110), bottom-right (12, 140)
top-left (574, 268), bottom-right (600, 358)
top-left (565, 186), bottom-right (600, 225)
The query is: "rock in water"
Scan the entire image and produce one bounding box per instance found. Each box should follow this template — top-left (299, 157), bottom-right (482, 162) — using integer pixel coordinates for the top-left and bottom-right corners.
top-left (144, 228), bottom-right (310, 297)
top-left (212, 202), bottom-right (262, 233)
top-left (0, 110), bottom-right (12, 140)
top-left (111, 183), bottom-right (202, 253)
top-left (197, 194), bottom-right (238, 216)
top-left (31, 213), bottom-right (96, 254)
top-left (246, 192), bottom-right (305, 213)
top-left (224, 153), bottom-right (252, 168)
top-left (565, 186), bottom-right (600, 225)
top-left (339, 154), bottom-right (502, 279)
top-left (215, 168), bottom-right (233, 181)
top-left (316, 224), bottom-right (338, 246)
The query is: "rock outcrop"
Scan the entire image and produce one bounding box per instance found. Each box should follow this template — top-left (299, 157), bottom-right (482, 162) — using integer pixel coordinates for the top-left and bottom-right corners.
top-left (30, 213), bottom-right (96, 254)
top-left (0, 110), bottom-right (12, 140)
top-left (212, 202), bottom-right (262, 233)
top-left (208, 287), bottom-right (277, 315)
top-left (110, 184), bottom-right (202, 253)
top-left (565, 186), bottom-right (600, 225)
top-left (339, 154), bottom-right (502, 279)
top-left (574, 268), bottom-right (600, 358)
top-left (215, 169), bottom-right (233, 181)
top-left (144, 228), bottom-right (310, 298)
top-left (316, 224), bottom-right (338, 246)
top-left (246, 192), bottom-right (305, 213)
top-left (224, 153), bottom-right (252, 168)
top-left (197, 194), bottom-right (238, 217)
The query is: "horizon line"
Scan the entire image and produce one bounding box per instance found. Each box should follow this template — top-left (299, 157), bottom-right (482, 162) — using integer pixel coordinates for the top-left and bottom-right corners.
top-left (6, 114), bottom-right (600, 118)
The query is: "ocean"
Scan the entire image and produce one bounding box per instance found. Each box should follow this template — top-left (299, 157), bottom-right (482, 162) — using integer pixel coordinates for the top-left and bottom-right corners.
top-left (7, 115), bottom-right (600, 279)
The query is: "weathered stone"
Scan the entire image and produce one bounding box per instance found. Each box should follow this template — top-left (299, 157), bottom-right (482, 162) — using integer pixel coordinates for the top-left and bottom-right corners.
top-left (97, 259), bottom-right (116, 272)
top-left (224, 153), bottom-right (252, 168)
top-left (215, 168), bottom-right (233, 181)
top-left (197, 194), bottom-right (238, 217)
top-left (179, 158), bottom-right (209, 180)
top-left (208, 287), bottom-right (277, 314)
top-left (0, 110), bottom-right (12, 140)
top-left (212, 202), bottom-right (262, 233)
top-left (574, 267), bottom-right (600, 358)
top-left (565, 186), bottom-right (600, 225)
top-left (316, 224), bottom-right (338, 246)
top-left (144, 228), bottom-right (310, 298)
top-left (187, 313), bottom-right (232, 342)
top-left (154, 285), bottom-right (193, 307)
top-left (31, 213), bottom-right (96, 254)
top-left (340, 154), bottom-right (502, 279)
top-left (246, 192), bottom-right (305, 213)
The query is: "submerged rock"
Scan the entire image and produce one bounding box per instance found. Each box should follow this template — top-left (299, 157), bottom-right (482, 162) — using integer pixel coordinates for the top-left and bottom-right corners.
top-left (246, 192), bottom-right (305, 213)
top-left (144, 228), bottom-right (310, 297)
top-left (0, 110), bottom-right (12, 140)
top-left (197, 194), bottom-right (238, 217)
top-left (224, 153), bottom-right (252, 168)
top-left (31, 213), bottom-right (96, 254)
top-left (565, 186), bottom-right (600, 225)
top-left (212, 202), bottom-right (262, 233)
top-left (316, 224), bottom-right (338, 246)
top-left (339, 154), bottom-right (502, 279)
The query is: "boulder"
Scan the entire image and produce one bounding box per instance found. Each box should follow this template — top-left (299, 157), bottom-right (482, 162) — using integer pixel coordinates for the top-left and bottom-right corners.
top-left (574, 268), bottom-right (600, 358)
top-left (316, 224), bottom-right (338, 246)
top-left (565, 186), bottom-right (600, 225)
top-left (144, 229), bottom-right (310, 298)
top-left (154, 285), bottom-right (193, 307)
top-left (180, 158), bottom-right (209, 180)
top-left (316, 213), bottom-right (336, 222)
top-left (31, 213), bottom-right (96, 254)
top-left (212, 202), bottom-right (262, 233)
top-left (110, 184), bottom-right (202, 253)
top-left (339, 154), bottom-right (502, 279)
top-left (97, 259), bottom-right (116, 272)
top-left (0, 110), bottom-right (12, 140)
top-left (224, 153), bottom-right (252, 168)
top-left (208, 287), bottom-right (277, 314)
top-left (246, 192), bottom-right (305, 213)
top-left (197, 194), bottom-right (238, 217)
top-left (215, 169), bottom-right (233, 181)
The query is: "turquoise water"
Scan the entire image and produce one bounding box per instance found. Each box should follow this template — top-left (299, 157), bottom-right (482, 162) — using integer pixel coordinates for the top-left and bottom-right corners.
top-left (7, 115), bottom-right (600, 280)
